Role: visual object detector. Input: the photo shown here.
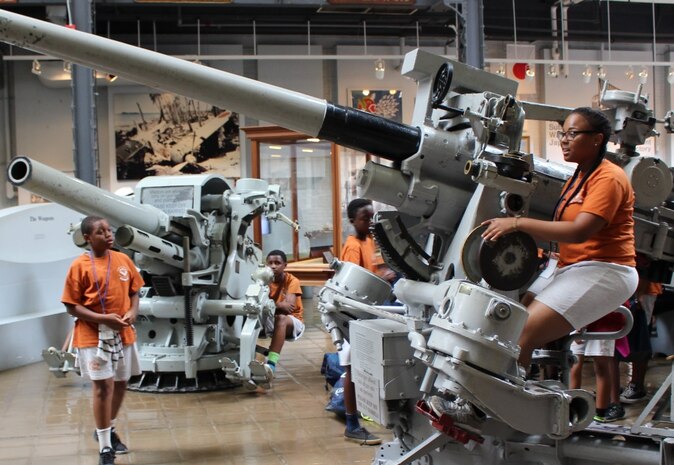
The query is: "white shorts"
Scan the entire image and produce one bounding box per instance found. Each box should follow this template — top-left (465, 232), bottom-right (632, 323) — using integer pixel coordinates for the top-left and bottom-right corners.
top-left (262, 314), bottom-right (305, 341)
top-left (338, 339), bottom-right (351, 367)
top-left (527, 261), bottom-right (638, 330)
top-left (76, 344), bottom-right (141, 381)
top-left (571, 339), bottom-right (615, 357)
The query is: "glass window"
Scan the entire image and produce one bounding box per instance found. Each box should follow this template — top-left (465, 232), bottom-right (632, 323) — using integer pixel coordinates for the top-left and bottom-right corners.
top-left (259, 139), bottom-right (334, 260)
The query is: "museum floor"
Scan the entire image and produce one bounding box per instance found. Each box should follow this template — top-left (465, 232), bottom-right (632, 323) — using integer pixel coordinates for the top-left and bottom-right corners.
top-left (0, 295), bottom-right (672, 465)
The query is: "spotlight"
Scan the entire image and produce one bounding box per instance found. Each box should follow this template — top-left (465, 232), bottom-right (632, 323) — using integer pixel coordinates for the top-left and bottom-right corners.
top-left (63, 61), bottom-right (72, 74)
top-left (547, 64), bottom-right (559, 78)
top-left (597, 65), bottom-right (606, 80)
top-left (582, 65), bottom-right (593, 84)
top-left (667, 66), bottom-right (674, 85)
top-left (362, 89), bottom-right (370, 96)
top-left (106, 74), bottom-right (118, 82)
top-left (374, 59), bottom-right (385, 80)
top-left (495, 63), bottom-right (506, 76)
top-left (31, 59), bottom-right (42, 76)
top-left (625, 66), bottom-right (635, 80)
top-left (525, 64), bottom-right (535, 81)
top-left (638, 67), bottom-right (648, 85)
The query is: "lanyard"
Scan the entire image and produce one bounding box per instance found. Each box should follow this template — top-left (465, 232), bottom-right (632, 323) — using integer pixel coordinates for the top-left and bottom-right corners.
top-left (89, 251), bottom-right (112, 314)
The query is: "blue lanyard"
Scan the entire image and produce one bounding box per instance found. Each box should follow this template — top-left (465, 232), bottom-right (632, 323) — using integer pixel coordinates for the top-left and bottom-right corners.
top-left (89, 251), bottom-right (112, 314)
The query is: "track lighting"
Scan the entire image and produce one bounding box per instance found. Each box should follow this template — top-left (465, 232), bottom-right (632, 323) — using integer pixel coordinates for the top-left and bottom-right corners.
top-left (31, 59), bottom-right (42, 76)
top-left (374, 59), bottom-right (385, 80)
top-left (638, 67), bottom-right (648, 85)
top-left (582, 65), bottom-right (592, 84)
top-left (597, 65), bottom-right (606, 80)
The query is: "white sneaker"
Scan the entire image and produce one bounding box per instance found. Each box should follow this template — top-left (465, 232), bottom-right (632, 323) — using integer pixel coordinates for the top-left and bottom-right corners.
top-left (427, 396), bottom-right (484, 433)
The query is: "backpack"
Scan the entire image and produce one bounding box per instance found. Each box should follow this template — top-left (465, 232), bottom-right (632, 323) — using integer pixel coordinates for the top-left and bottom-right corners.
top-left (324, 372), bottom-right (346, 418)
top-left (320, 352), bottom-right (345, 390)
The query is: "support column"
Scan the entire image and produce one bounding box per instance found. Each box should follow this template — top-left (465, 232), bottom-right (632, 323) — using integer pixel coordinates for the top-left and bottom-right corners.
top-left (70, 0), bottom-right (98, 185)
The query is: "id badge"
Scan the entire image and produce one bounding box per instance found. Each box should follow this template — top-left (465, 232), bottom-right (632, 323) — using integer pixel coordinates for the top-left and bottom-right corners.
top-left (539, 257), bottom-right (558, 279)
top-left (99, 324), bottom-right (115, 340)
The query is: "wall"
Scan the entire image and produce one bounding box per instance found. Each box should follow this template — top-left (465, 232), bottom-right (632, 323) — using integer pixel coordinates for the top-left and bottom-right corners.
top-left (542, 48), bottom-right (672, 166)
top-left (7, 45), bottom-right (673, 200)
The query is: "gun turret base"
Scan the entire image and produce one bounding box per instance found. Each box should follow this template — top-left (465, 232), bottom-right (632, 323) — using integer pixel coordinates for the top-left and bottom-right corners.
top-left (127, 369), bottom-right (240, 393)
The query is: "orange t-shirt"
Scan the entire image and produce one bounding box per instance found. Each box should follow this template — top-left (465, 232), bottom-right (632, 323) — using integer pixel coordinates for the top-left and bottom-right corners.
top-left (646, 281), bottom-right (663, 296)
top-left (269, 272), bottom-right (303, 321)
top-left (340, 235), bottom-right (379, 273)
top-left (62, 250), bottom-right (144, 348)
top-left (557, 159), bottom-right (636, 267)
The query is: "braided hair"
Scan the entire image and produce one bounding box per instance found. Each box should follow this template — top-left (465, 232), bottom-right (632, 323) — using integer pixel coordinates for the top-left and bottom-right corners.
top-left (551, 107), bottom-right (612, 221)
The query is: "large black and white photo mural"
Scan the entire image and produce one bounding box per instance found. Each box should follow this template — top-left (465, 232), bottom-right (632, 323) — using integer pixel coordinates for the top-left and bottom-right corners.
top-left (113, 92), bottom-right (240, 180)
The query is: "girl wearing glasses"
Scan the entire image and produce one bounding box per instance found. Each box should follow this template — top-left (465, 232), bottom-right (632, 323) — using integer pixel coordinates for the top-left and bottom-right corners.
top-left (481, 106), bottom-right (638, 373)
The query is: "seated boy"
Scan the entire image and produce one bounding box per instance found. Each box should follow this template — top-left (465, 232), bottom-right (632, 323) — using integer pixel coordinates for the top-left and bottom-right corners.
top-left (258, 250), bottom-right (305, 381)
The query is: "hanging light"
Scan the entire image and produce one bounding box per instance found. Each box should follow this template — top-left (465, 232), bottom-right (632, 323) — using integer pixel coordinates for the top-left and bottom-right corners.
top-left (495, 63), bottom-right (506, 76)
top-left (582, 65), bottom-right (593, 84)
top-left (525, 64), bottom-right (535, 81)
top-left (374, 59), bottom-right (385, 80)
top-left (667, 66), bottom-right (674, 85)
top-left (31, 59), bottom-right (42, 76)
top-left (597, 65), bottom-right (607, 80)
top-left (547, 64), bottom-right (559, 78)
top-left (362, 89), bottom-right (370, 96)
top-left (638, 66), bottom-right (649, 85)
top-left (625, 66), bottom-right (635, 80)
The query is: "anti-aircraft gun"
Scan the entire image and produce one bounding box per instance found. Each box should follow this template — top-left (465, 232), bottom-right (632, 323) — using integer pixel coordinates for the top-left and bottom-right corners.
top-left (7, 155), bottom-right (299, 391)
top-left (1, 8), bottom-right (674, 464)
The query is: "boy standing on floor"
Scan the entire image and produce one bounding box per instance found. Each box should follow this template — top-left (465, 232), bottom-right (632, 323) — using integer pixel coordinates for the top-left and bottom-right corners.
top-left (338, 198), bottom-right (396, 445)
top-left (262, 250), bottom-right (305, 375)
top-left (61, 216), bottom-right (144, 465)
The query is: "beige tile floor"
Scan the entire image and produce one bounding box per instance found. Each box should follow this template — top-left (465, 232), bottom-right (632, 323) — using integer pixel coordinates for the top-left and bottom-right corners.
top-left (0, 299), bottom-right (390, 465)
top-left (0, 297), bottom-right (671, 465)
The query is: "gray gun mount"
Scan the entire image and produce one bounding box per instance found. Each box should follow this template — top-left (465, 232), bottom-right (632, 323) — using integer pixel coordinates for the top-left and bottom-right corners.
top-left (2, 8), bottom-right (674, 464)
top-left (7, 156), bottom-right (297, 392)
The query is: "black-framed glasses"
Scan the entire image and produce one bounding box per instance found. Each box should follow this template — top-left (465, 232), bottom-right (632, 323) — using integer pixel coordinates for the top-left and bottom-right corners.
top-left (556, 130), bottom-right (598, 141)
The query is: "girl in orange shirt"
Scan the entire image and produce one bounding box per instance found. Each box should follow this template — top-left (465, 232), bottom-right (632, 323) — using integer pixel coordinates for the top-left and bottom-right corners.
top-left (482, 107), bottom-right (638, 372)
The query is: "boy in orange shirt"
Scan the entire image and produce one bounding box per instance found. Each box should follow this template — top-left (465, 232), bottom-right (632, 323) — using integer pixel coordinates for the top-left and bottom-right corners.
top-left (61, 216), bottom-right (144, 465)
top-left (338, 198), bottom-right (396, 445)
top-left (260, 250), bottom-right (305, 378)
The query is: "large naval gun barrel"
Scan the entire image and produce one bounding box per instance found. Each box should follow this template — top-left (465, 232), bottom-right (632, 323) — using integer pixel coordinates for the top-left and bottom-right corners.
top-left (0, 9), bottom-right (419, 163)
top-left (7, 156), bottom-right (169, 235)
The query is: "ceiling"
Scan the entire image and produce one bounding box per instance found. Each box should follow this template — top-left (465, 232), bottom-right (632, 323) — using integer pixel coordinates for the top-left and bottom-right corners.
top-left (1, 1), bottom-right (674, 52)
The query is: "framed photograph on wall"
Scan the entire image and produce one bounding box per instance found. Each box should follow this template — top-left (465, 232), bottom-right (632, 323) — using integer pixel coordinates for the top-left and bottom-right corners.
top-left (112, 92), bottom-right (240, 180)
top-left (350, 89), bottom-right (402, 123)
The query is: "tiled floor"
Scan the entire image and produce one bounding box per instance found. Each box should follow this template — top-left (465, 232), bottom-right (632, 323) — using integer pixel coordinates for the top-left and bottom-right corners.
top-left (0, 297), bottom-right (671, 465)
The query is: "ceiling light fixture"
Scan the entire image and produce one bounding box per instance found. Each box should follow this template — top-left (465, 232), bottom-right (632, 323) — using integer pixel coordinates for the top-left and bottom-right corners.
top-left (547, 64), bottom-right (558, 78)
top-left (597, 65), bottom-right (606, 80)
top-left (374, 59), bottom-right (385, 80)
top-left (582, 65), bottom-right (593, 84)
top-left (31, 59), bottom-right (42, 76)
top-left (667, 66), bottom-right (674, 85)
top-left (625, 66), bottom-right (635, 80)
top-left (495, 63), bottom-right (506, 76)
top-left (525, 64), bottom-right (535, 81)
top-left (638, 66), bottom-right (649, 84)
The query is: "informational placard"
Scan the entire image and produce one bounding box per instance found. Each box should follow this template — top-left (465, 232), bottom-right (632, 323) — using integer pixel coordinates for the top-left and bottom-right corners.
top-left (140, 186), bottom-right (194, 217)
top-left (353, 368), bottom-right (382, 423)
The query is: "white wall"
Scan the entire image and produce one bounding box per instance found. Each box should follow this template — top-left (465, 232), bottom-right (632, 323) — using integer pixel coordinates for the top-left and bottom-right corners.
top-left (542, 48), bottom-right (671, 165)
top-left (5, 44), bottom-right (674, 201)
